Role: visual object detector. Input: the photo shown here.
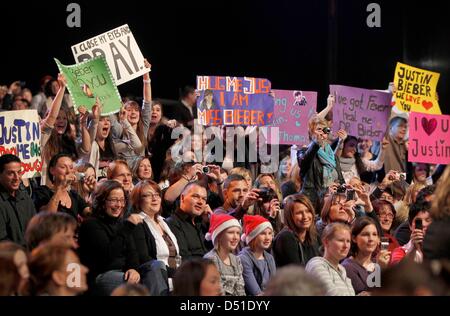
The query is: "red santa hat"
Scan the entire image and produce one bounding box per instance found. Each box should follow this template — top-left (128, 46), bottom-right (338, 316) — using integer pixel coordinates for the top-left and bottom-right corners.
top-left (241, 215), bottom-right (273, 245)
top-left (205, 214), bottom-right (241, 245)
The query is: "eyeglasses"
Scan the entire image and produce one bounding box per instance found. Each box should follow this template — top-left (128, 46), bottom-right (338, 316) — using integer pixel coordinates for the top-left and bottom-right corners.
top-left (106, 198), bottom-right (126, 205)
top-left (379, 212), bottom-right (394, 220)
top-left (141, 193), bottom-right (161, 200)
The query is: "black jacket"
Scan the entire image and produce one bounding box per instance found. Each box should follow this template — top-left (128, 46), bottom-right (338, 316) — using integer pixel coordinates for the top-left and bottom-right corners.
top-left (272, 227), bottom-right (321, 267)
top-left (166, 208), bottom-right (208, 261)
top-left (297, 141), bottom-right (344, 211)
top-left (131, 222), bottom-right (158, 265)
top-left (78, 216), bottom-right (139, 283)
top-left (0, 187), bottom-right (36, 247)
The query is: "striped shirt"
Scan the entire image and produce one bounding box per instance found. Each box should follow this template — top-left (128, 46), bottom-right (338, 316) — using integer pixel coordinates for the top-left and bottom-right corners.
top-left (305, 257), bottom-right (355, 296)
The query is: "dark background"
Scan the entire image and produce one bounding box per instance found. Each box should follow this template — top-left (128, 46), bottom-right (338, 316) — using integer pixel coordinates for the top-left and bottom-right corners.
top-left (1, 0), bottom-right (449, 113)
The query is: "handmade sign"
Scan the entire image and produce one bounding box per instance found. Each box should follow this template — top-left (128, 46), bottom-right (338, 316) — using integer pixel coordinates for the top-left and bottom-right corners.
top-left (393, 62), bottom-right (441, 114)
top-left (408, 112), bottom-right (450, 165)
top-left (0, 110), bottom-right (41, 178)
top-left (268, 89), bottom-right (317, 145)
top-left (71, 24), bottom-right (148, 85)
top-left (330, 85), bottom-right (392, 141)
top-left (55, 56), bottom-right (122, 115)
top-left (196, 76), bottom-right (274, 126)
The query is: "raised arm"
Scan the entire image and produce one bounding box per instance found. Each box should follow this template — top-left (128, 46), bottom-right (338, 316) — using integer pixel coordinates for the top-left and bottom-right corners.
top-left (316, 94), bottom-right (335, 120)
top-left (77, 106), bottom-right (91, 155)
top-left (41, 74), bottom-right (66, 128)
top-left (362, 138), bottom-right (388, 172)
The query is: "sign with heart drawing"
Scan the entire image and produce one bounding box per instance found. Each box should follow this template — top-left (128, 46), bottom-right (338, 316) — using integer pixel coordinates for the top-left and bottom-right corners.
top-left (393, 62), bottom-right (441, 114)
top-left (408, 112), bottom-right (450, 164)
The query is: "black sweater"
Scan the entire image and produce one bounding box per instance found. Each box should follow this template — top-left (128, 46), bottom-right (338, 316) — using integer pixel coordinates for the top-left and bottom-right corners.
top-left (78, 216), bottom-right (139, 282)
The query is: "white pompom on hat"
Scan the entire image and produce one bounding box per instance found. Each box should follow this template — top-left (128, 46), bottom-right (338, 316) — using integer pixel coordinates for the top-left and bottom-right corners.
top-left (241, 215), bottom-right (273, 245)
top-left (205, 213), bottom-right (241, 245)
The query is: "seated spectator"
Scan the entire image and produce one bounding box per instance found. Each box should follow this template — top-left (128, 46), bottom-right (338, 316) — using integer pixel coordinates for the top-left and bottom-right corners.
top-left (372, 199), bottom-right (400, 252)
top-left (263, 265), bottom-right (325, 296)
top-left (0, 154), bottom-right (36, 247)
top-left (339, 136), bottom-right (387, 183)
top-left (79, 180), bottom-right (163, 295)
top-left (273, 194), bottom-right (320, 267)
top-left (281, 162), bottom-right (301, 199)
top-left (107, 159), bottom-right (134, 194)
top-left (276, 156), bottom-right (291, 185)
top-left (166, 182), bottom-right (209, 261)
top-left (130, 180), bottom-right (179, 293)
top-left (409, 162), bottom-right (431, 185)
top-left (73, 162), bottom-right (97, 208)
top-left (172, 258), bottom-right (222, 296)
top-left (305, 222), bottom-right (355, 296)
top-left (238, 215), bottom-right (276, 296)
top-left (0, 241), bottom-right (30, 295)
top-left (229, 167), bottom-right (253, 189)
top-left (214, 174), bottom-right (259, 220)
top-left (33, 153), bottom-right (90, 220)
top-left (25, 211), bottom-right (78, 251)
top-left (395, 182), bottom-right (425, 224)
top-left (251, 186), bottom-right (283, 235)
top-left (132, 156), bottom-right (153, 184)
top-left (28, 243), bottom-right (88, 296)
top-left (391, 200), bottom-right (432, 264)
top-left (394, 188), bottom-right (433, 246)
top-left (204, 214), bottom-right (245, 296)
top-left (342, 217), bottom-right (391, 295)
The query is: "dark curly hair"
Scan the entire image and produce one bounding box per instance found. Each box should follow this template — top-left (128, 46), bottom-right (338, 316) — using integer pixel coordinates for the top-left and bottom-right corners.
top-left (91, 180), bottom-right (127, 219)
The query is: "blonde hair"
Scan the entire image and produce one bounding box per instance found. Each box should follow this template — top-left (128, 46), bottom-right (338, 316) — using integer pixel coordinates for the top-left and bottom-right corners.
top-left (308, 116), bottom-right (328, 139)
top-left (321, 222), bottom-right (351, 244)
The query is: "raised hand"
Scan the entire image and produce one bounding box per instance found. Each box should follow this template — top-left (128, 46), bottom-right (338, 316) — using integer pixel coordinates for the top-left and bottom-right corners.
top-left (57, 73), bottom-right (67, 88)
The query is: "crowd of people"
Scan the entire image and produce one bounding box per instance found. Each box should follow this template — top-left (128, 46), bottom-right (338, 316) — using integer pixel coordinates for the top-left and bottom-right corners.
top-left (0, 61), bottom-right (449, 296)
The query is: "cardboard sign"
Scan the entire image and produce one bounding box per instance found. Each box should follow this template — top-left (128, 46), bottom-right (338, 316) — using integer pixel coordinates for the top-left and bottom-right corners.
top-left (393, 62), bottom-right (441, 114)
top-left (71, 24), bottom-right (148, 85)
top-left (196, 76), bottom-right (274, 126)
top-left (55, 56), bottom-right (122, 115)
top-left (408, 112), bottom-right (450, 164)
top-left (268, 89), bottom-right (317, 145)
top-left (0, 110), bottom-right (41, 178)
top-left (330, 85), bottom-right (392, 141)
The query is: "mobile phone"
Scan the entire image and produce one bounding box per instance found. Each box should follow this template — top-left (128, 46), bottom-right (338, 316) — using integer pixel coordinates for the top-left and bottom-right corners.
top-left (380, 237), bottom-right (389, 251)
top-left (415, 218), bottom-right (423, 230)
top-left (75, 172), bottom-right (85, 181)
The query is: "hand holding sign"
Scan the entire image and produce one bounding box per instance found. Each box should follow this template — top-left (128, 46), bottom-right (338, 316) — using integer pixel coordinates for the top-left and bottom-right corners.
top-left (91, 97), bottom-right (101, 120)
top-left (57, 73), bottom-right (67, 88)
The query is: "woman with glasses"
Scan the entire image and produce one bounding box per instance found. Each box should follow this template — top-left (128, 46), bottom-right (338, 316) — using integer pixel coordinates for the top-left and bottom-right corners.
top-left (78, 180), bottom-right (150, 295)
top-left (130, 180), bottom-right (179, 294)
top-left (372, 199), bottom-right (400, 252)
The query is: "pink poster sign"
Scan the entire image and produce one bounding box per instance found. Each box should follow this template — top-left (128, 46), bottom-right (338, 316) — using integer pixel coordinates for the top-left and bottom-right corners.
top-left (408, 112), bottom-right (450, 164)
top-left (268, 89), bottom-right (317, 145)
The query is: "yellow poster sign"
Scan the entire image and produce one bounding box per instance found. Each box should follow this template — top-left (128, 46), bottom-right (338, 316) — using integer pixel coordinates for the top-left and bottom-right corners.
top-left (393, 62), bottom-right (441, 114)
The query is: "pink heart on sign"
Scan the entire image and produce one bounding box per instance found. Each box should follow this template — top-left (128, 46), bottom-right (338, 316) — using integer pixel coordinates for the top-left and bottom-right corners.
top-left (421, 117), bottom-right (437, 136)
top-left (422, 100), bottom-right (433, 110)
